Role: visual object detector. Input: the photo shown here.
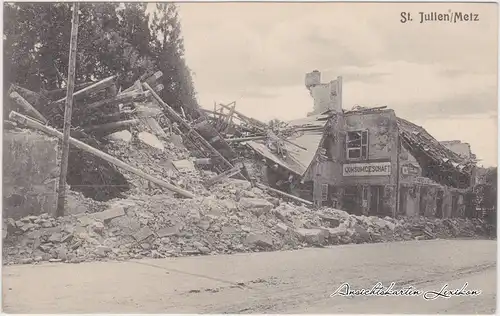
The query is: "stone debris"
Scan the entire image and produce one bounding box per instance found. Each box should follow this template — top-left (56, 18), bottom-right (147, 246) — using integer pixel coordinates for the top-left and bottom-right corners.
top-left (172, 159), bottom-right (196, 173)
top-left (138, 131), bottom-right (165, 151)
top-left (3, 184), bottom-right (494, 265)
top-left (2, 124), bottom-right (494, 265)
top-left (107, 130), bottom-right (133, 143)
top-left (92, 206), bottom-right (126, 222)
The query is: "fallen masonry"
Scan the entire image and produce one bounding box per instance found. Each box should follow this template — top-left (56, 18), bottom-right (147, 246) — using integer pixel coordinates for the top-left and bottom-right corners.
top-left (3, 182), bottom-right (494, 264)
top-left (2, 71), bottom-right (495, 266)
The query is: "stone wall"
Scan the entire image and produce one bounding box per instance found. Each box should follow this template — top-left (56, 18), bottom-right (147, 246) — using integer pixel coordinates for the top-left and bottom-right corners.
top-left (3, 129), bottom-right (60, 219)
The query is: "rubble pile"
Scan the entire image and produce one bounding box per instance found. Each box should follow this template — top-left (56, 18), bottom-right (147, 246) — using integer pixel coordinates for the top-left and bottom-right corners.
top-left (3, 70), bottom-right (494, 267)
top-left (3, 176), bottom-right (493, 265)
top-left (102, 128), bottom-right (207, 196)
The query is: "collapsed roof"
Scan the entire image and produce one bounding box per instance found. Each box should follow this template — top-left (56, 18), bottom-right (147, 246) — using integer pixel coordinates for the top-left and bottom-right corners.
top-left (397, 117), bottom-right (474, 189)
top-left (243, 108), bottom-right (475, 189)
top-left (245, 112), bottom-right (328, 176)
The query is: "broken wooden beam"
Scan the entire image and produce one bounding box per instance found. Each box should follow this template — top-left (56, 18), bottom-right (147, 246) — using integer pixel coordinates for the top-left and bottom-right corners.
top-left (86, 90), bottom-right (151, 110)
top-left (54, 75), bottom-right (117, 105)
top-left (40, 81), bottom-right (95, 100)
top-left (282, 138), bottom-right (308, 151)
top-left (9, 91), bottom-right (48, 124)
top-left (8, 84), bottom-right (41, 103)
top-left (154, 84), bottom-right (164, 93)
top-left (225, 136), bottom-right (266, 142)
top-left (255, 182), bottom-right (313, 206)
top-left (194, 158), bottom-right (212, 165)
top-left (139, 70), bottom-right (155, 82)
top-left (205, 166), bottom-right (242, 187)
top-left (145, 71), bottom-right (163, 86)
top-left (9, 111), bottom-right (195, 199)
top-left (83, 119), bottom-right (141, 133)
top-left (143, 82), bottom-right (237, 172)
top-left (121, 80), bottom-right (143, 94)
top-left (218, 102), bottom-right (267, 130)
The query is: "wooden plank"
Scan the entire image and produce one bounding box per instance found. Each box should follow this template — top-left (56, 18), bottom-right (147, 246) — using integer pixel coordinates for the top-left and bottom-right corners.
top-left (86, 91), bottom-right (151, 110)
top-left (145, 71), bottom-right (163, 87)
top-left (41, 81), bottom-right (95, 100)
top-left (83, 119), bottom-right (140, 133)
top-left (154, 84), bottom-right (164, 93)
top-left (205, 166), bottom-right (242, 186)
top-left (57, 3), bottom-right (79, 217)
top-left (142, 82), bottom-right (237, 172)
top-left (9, 84), bottom-right (43, 106)
top-left (9, 111), bottom-right (196, 199)
top-left (9, 91), bottom-right (48, 124)
top-left (54, 75), bottom-right (117, 105)
top-left (255, 182), bottom-right (313, 206)
top-left (282, 138), bottom-right (308, 151)
top-left (121, 80), bottom-right (143, 94)
top-left (225, 136), bottom-right (266, 142)
top-left (218, 102), bottom-right (267, 130)
top-left (193, 119), bottom-right (238, 162)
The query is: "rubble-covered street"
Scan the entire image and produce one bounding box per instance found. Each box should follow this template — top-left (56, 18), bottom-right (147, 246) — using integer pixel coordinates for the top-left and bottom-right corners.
top-left (3, 88), bottom-right (494, 265)
top-left (3, 239), bottom-right (496, 313)
top-left (3, 181), bottom-right (494, 264)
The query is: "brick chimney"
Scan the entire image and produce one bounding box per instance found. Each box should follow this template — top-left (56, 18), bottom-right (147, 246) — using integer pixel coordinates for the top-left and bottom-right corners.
top-left (305, 70), bottom-right (342, 116)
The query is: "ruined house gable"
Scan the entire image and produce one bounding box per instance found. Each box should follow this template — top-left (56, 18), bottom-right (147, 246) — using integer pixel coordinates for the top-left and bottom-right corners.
top-left (396, 117), bottom-right (474, 189)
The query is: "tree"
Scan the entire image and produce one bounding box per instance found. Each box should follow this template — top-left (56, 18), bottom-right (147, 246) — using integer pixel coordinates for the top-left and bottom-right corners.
top-left (4, 2), bottom-right (198, 114)
top-left (474, 167), bottom-right (497, 226)
top-left (150, 3), bottom-right (199, 118)
top-left (4, 2), bottom-right (201, 201)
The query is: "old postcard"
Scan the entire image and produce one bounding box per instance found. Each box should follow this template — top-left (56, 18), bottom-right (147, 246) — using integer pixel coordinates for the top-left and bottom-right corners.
top-left (2, 1), bottom-right (498, 314)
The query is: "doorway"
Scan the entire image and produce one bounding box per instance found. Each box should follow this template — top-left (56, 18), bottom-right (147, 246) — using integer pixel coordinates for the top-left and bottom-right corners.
top-left (343, 186), bottom-right (361, 215)
top-left (399, 187), bottom-right (408, 216)
top-left (451, 194), bottom-right (458, 218)
top-left (369, 186), bottom-right (384, 215)
top-left (436, 190), bottom-right (444, 218)
top-left (419, 186), bottom-right (428, 216)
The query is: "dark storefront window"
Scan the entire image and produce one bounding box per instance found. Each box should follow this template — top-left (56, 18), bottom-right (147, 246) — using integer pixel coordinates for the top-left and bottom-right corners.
top-left (343, 186), bottom-right (361, 215)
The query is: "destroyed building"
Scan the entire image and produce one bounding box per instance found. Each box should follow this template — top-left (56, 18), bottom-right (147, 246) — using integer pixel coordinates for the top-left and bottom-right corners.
top-left (241, 70), bottom-right (477, 218)
top-left (2, 66), bottom-right (492, 266)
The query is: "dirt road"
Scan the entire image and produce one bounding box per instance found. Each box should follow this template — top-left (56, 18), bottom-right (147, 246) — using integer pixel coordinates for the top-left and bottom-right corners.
top-left (3, 239), bottom-right (496, 313)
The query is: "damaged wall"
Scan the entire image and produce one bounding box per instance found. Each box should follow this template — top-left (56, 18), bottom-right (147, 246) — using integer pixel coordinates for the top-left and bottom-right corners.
top-left (305, 71), bottom-right (342, 116)
top-left (440, 140), bottom-right (473, 159)
top-left (3, 129), bottom-right (60, 219)
top-left (306, 109), bottom-right (399, 215)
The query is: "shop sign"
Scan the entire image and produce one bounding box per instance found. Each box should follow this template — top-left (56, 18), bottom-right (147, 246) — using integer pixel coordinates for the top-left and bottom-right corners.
top-left (402, 163), bottom-right (420, 176)
top-left (343, 162), bottom-right (391, 177)
top-left (415, 177), bottom-right (432, 185)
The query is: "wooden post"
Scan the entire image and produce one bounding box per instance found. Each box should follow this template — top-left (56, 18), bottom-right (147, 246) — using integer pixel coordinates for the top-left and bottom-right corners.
top-left (10, 111), bottom-right (196, 199)
top-left (56, 2), bottom-right (79, 217)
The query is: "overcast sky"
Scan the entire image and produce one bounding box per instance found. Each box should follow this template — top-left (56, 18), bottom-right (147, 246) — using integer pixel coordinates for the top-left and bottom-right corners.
top-left (169, 2), bottom-right (497, 167)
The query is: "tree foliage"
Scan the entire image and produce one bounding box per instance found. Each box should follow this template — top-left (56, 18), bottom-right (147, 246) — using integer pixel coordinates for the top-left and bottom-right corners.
top-left (476, 167), bottom-right (497, 210)
top-left (3, 2), bottom-right (198, 112)
top-left (3, 2), bottom-right (200, 201)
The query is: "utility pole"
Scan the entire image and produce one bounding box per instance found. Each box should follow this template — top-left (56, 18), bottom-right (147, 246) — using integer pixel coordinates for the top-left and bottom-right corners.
top-left (56, 2), bottom-right (80, 217)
